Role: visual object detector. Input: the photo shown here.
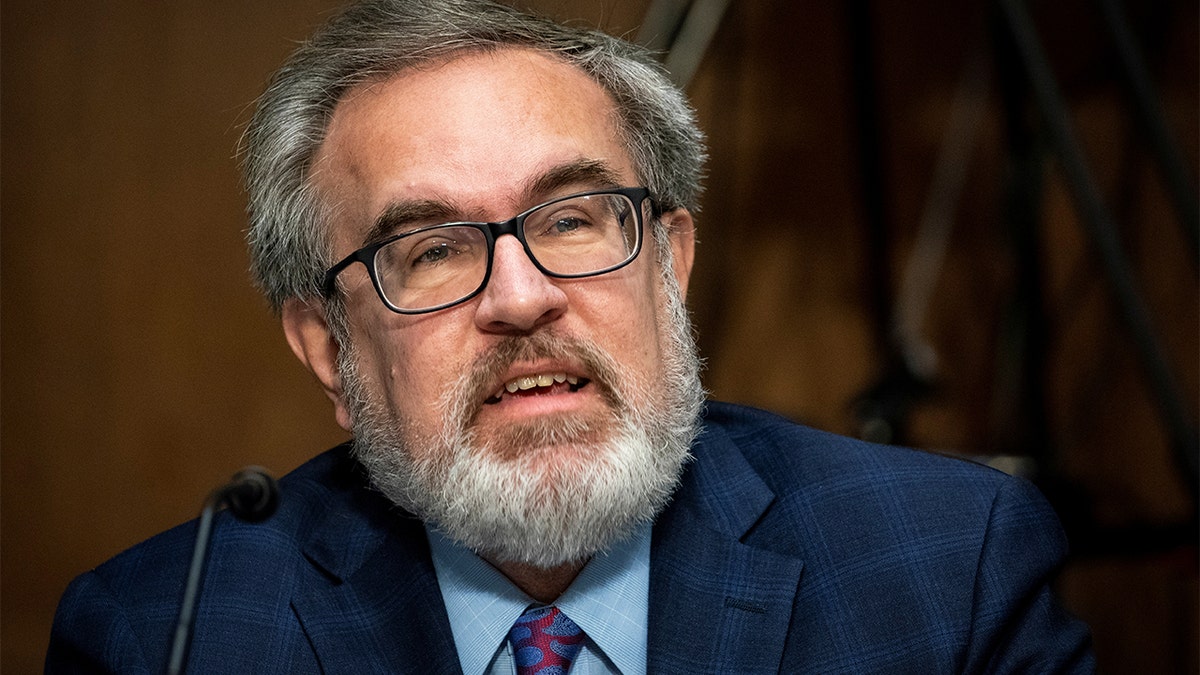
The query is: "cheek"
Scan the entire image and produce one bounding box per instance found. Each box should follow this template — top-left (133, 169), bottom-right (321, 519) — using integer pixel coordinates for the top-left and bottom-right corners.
top-left (344, 308), bottom-right (415, 405)
top-left (356, 309), bottom-right (476, 410)
top-left (583, 268), bottom-right (667, 369)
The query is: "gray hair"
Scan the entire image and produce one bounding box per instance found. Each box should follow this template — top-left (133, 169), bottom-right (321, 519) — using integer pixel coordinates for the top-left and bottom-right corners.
top-left (243, 0), bottom-right (706, 313)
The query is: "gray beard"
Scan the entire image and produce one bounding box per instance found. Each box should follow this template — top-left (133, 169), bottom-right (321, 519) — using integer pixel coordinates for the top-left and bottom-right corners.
top-left (337, 267), bottom-right (704, 568)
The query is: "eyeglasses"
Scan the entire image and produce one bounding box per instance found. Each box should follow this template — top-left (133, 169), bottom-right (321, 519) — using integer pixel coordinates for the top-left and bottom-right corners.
top-left (322, 187), bottom-right (653, 314)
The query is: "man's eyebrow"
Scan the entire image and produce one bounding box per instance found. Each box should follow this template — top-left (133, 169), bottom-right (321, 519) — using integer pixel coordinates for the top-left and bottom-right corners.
top-left (362, 200), bottom-right (459, 247)
top-left (361, 160), bottom-right (627, 246)
top-left (522, 159), bottom-right (627, 202)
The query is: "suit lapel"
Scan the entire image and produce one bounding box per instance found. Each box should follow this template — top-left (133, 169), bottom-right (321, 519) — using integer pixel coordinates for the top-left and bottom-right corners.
top-left (284, 423), bottom-right (805, 673)
top-left (289, 465), bottom-right (462, 675)
top-left (648, 422), bottom-right (804, 673)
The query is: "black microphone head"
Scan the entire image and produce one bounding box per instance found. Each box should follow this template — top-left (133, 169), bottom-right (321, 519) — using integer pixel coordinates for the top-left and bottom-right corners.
top-left (224, 467), bottom-right (279, 523)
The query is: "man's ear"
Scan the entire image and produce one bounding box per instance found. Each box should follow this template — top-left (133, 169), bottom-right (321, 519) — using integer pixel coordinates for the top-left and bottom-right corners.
top-left (662, 208), bottom-right (696, 299)
top-left (281, 298), bottom-right (353, 432)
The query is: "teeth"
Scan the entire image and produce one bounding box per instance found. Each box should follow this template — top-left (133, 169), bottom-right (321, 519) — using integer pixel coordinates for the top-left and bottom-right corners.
top-left (498, 372), bottom-right (575, 397)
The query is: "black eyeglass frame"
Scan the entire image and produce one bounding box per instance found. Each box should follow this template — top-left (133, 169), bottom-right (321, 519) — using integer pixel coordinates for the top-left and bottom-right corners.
top-left (320, 186), bottom-right (655, 315)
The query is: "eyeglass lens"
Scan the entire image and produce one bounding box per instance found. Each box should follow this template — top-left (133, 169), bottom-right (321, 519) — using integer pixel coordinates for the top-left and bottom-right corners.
top-left (373, 192), bottom-right (640, 312)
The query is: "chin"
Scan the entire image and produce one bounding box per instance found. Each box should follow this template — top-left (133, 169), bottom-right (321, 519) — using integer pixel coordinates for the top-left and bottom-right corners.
top-left (466, 412), bottom-right (613, 463)
top-left (357, 414), bottom-right (690, 569)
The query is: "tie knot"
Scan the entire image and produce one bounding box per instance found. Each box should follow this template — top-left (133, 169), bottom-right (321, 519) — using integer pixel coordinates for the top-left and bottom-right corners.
top-left (507, 606), bottom-right (585, 675)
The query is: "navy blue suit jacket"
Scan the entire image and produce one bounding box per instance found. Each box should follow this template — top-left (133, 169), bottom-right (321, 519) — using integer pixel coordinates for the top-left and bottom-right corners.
top-left (48, 402), bottom-right (1093, 673)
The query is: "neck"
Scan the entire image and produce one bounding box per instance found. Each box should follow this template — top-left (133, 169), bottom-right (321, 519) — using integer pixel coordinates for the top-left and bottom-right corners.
top-left (490, 558), bottom-right (588, 604)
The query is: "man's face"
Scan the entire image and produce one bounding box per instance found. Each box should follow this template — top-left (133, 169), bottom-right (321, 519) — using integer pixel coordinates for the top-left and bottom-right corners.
top-left (290, 48), bottom-right (700, 566)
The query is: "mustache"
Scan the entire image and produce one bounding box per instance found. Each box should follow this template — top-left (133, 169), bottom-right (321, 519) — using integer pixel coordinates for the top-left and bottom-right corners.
top-left (451, 331), bottom-right (626, 425)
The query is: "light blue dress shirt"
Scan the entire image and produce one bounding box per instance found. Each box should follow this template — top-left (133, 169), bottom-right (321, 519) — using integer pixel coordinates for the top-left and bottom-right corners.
top-left (426, 523), bottom-right (650, 675)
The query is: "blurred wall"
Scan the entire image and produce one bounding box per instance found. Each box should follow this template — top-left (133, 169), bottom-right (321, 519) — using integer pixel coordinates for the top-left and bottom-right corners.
top-left (3, 1), bottom-right (1196, 672)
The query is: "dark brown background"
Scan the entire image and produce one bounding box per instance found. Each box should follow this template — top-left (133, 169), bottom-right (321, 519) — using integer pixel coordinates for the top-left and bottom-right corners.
top-left (3, 1), bottom-right (1196, 672)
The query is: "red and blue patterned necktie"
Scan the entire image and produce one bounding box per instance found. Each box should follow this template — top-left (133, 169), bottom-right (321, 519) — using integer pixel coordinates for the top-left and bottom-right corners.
top-left (507, 606), bottom-right (585, 675)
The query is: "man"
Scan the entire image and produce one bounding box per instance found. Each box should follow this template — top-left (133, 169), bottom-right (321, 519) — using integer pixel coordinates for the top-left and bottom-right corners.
top-left (48, 1), bottom-right (1093, 672)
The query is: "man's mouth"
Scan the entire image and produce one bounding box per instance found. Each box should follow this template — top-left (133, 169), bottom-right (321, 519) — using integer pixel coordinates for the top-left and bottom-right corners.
top-left (484, 372), bottom-right (589, 404)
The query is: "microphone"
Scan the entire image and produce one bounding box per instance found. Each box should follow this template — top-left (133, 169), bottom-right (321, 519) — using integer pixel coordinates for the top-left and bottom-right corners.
top-left (222, 467), bottom-right (280, 522)
top-left (166, 467), bottom-right (280, 675)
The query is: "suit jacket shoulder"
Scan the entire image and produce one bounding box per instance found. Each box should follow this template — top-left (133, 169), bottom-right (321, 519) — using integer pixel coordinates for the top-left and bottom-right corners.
top-left (46, 446), bottom-right (461, 674)
top-left (647, 401), bottom-right (1094, 673)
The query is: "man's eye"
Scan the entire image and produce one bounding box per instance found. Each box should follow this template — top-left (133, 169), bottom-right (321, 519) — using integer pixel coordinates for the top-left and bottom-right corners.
top-left (551, 217), bottom-right (589, 234)
top-left (413, 242), bottom-right (452, 265)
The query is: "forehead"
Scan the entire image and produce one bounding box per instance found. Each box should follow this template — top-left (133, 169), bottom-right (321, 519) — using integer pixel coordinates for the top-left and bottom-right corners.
top-left (312, 48), bottom-right (637, 244)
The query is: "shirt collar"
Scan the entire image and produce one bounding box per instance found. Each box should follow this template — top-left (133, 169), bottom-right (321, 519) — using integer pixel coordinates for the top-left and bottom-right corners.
top-left (427, 523), bottom-right (651, 675)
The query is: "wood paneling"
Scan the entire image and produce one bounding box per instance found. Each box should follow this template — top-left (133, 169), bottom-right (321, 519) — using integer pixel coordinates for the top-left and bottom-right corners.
top-left (3, 1), bottom-right (1195, 672)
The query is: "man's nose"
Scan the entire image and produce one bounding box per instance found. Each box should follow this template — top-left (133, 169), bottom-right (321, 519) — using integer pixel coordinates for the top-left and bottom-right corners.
top-left (473, 235), bottom-right (567, 333)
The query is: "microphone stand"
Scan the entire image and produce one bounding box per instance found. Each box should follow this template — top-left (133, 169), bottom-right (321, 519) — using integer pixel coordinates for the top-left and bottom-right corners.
top-left (166, 467), bottom-right (279, 675)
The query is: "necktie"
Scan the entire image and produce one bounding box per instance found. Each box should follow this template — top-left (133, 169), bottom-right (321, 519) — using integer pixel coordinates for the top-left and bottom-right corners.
top-left (507, 606), bottom-right (585, 675)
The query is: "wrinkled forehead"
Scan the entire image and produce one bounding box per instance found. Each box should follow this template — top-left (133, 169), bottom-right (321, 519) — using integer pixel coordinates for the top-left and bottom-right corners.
top-left (318, 46), bottom-right (622, 158)
top-left (310, 48), bottom-right (638, 249)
